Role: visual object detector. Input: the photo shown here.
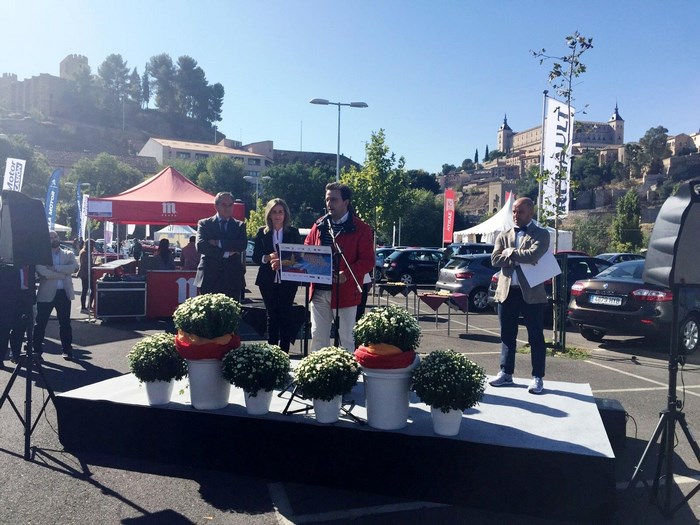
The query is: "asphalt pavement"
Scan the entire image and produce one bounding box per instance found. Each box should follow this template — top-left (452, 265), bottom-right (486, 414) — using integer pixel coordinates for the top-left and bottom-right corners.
top-left (1, 272), bottom-right (700, 524)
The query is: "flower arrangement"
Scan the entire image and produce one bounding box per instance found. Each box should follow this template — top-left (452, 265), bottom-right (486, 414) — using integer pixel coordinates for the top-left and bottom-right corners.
top-left (294, 347), bottom-right (360, 401)
top-left (411, 350), bottom-right (486, 413)
top-left (353, 305), bottom-right (422, 352)
top-left (173, 293), bottom-right (242, 359)
top-left (221, 343), bottom-right (291, 396)
top-left (127, 333), bottom-right (188, 383)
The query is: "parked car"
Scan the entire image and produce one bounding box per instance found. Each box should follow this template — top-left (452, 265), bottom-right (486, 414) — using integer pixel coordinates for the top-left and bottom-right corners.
top-left (487, 254), bottom-right (613, 315)
top-left (567, 259), bottom-right (700, 354)
top-left (595, 252), bottom-right (645, 264)
top-left (374, 247), bottom-right (398, 281)
top-left (382, 248), bottom-right (444, 285)
top-left (435, 254), bottom-right (498, 312)
top-left (441, 242), bottom-right (495, 263)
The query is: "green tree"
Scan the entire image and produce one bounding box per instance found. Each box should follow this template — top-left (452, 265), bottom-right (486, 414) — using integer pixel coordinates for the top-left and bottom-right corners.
top-left (568, 214), bottom-right (613, 255)
top-left (207, 82), bottom-right (225, 124)
top-left (0, 134), bottom-right (52, 198)
top-left (246, 198), bottom-right (265, 237)
top-left (344, 129), bottom-right (411, 241)
top-left (175, 55), bottom-right (208, 120)
top-left (441, 163), bottom-right (456, 175)
top-left (98, 54), bottom-right (129, 111)
top-left (148, 53), bottom-right (177, 113)
top-left (624, 143), bottom-right (645, 178)
top-left (68, 153), bottom-right (144, 197)
top-left (461, 158), bottom-right (475, 171)
top-left (141, 69), bottom-right (151, 109)
top-left (571, 150), bottom-right (604, 190)
top-left (407, 169), bottom-right (440, 194)
top-left (514, 165), bottom-right (540, 201)
top-left (128, 67), bottom-right (142, 106)
top-left (196, 156), bottom-right (249, 205)
top-left (609, 190), bottom-right (643, 251)
top-left (485, 149), bottom-right (506, 162)
top-left (484, 145), bottom-right (489, 160)
top-left (639, 126), bottom-right (670, 174)
top-left (262, 162), bottom-right (334, 227)
top-left (474, 149), bottom-right (479, 164)
top-left (399, 189), bottom-right (442, 247)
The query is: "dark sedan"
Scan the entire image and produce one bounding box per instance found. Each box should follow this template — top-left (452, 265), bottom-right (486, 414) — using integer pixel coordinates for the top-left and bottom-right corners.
top-left (383, 248), bottom-right (444, 285)
top-left (595, 252), bottom-right (645, 264)
top-left (435, 254), bottom-right (498, 312)
top-left (567, 259), bottom-right (700, 354)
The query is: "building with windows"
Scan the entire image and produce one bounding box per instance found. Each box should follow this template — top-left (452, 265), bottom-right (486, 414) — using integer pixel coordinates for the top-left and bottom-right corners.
top-left (487, 104), bottom-right (626, 178)
top-left (138, 137), bottom-right (272, 177)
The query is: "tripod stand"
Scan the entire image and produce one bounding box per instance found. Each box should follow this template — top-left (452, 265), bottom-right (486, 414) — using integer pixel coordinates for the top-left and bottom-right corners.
top-left (0, 284), bottom-right (57, 460)
top-left (628, 286), bottom-right (700, 516)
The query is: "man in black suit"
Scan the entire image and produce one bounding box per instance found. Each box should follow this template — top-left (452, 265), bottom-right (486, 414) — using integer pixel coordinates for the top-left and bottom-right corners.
top-left (195, 192), bottom-right (248, 300)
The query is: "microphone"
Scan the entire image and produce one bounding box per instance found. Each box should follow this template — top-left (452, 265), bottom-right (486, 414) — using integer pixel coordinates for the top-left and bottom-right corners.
top-left (316, 213), bottom-right (332, 226)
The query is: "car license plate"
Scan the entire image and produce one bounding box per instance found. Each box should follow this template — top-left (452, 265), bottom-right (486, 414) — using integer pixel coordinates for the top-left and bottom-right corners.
top-left (589, 295), bottom-right (622, 306)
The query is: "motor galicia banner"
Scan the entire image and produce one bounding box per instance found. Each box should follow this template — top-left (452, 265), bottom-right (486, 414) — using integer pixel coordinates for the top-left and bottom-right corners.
top-left (2, 158), bottom-right (26, 191)
top-left (44, 168), bottom-right (63, 230)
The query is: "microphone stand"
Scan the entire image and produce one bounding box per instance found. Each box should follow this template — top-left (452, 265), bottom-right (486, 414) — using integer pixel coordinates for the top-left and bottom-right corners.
top-left (326, 218), bottom-right (362, 348)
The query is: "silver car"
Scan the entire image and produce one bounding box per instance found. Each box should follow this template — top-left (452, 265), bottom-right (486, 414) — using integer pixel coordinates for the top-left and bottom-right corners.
top-left (435, 254), bottom-right (498, 312)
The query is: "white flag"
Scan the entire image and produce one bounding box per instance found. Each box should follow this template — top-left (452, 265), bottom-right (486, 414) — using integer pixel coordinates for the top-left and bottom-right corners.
top-left (542, 97), bottom-right (575, 219)
top-left (80, 194), bottom-right (89, 240)
top-left (104, 221), bottom-right (114, 246)
top-left (127, 224), bottom-right (136, 235)
top-left (3, 158), bottom-right (26, 191)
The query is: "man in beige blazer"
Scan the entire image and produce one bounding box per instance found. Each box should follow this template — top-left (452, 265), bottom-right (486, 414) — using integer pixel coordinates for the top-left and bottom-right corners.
top-left (33, 230), bottom-right (79, 360)
top-left (489, 197), bottom-right (550, 394)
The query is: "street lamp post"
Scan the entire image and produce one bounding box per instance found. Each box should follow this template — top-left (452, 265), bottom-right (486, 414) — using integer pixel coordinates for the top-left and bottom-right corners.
top-left (310, 98), bottom-right (368, 181)
top-left (243, 175), bottom-right (271, 210)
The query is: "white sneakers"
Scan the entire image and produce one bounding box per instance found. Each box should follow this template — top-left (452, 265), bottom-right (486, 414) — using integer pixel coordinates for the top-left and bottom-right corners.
top-left (489, 372), bottom-right (544, 394)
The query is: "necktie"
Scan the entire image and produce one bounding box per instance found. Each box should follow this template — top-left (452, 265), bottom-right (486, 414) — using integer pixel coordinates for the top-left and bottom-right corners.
top-left (220, 220), bottom-right (228, 234)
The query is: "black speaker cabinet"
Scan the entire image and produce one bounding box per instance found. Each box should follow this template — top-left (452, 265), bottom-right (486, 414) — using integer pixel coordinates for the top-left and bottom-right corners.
top-left (95, 281), bottom-right (147, 319)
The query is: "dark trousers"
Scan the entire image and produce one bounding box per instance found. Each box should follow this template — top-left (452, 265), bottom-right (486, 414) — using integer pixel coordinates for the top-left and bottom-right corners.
top-left (355, 282), bottom-right (372, 321)
top-left (260, 282), bottom-right (298, 353)
top-left (33, 290), bottom-right (73, 354)
top-left (498, 287), bottom-right (546, 378)
top-left (0, 291), bottom-right (31, 360)
top-left (80, 274), bottom-right (93, 309)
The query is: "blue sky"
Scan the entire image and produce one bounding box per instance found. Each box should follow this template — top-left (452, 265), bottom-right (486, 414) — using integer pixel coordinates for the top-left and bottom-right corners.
top-left (2, 0), bottom-right (699, 173)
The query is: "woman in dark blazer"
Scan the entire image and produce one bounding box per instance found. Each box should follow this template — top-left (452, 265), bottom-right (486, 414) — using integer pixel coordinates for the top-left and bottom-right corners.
top-left (252, 198), bottom-right (301, 353)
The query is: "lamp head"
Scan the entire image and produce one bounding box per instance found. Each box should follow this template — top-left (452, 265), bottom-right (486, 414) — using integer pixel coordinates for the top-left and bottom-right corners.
top-left (310, 98), bottom-right (329, 105)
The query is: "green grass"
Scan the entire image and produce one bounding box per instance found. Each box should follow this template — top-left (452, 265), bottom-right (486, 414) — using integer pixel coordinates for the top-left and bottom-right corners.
top-left (518, 340), bottom-right (590, 360)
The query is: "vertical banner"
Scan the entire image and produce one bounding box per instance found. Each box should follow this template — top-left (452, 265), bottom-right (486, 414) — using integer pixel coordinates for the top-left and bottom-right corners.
top-left (44, 168), bottom-right (63, 230)
top-left (3, 158), bottom-right (26, 191)
top-left (442, 188), bottom-right (456, 244)
top-left (80, 194), bottom-right (89, 240)
top-left (104, 221), bottom-right (114, 246)
top-left (75, 181), bottom-right (82, 237)
top-left (127, 224), bottom-right (136, 235)
top-left (542, 97), bottom-right (575, 219)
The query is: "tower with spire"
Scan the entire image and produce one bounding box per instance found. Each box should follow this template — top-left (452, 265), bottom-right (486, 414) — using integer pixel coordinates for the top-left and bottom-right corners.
top-left (497, 114), bottom-right (513, 153)
top-left (608, 103), bottom-right (625, 145)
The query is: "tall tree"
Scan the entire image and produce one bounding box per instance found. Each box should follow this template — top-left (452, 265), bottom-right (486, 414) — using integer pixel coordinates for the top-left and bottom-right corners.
top-left (69, 153), bottom-right (144, 197)
top-left (196, 156), bottom-right (250, 206)
top-left (638, 126), bottom-right (670, 175)
top-left (263, 162), bottom-right (334, 226)
top-left (399, 189), bottom-right (443, 246)
top-left (461, 158), bottom-right (475, 171)
top-left (474, 149), bottom-right (479, 164)
top-left (407, 169), bottom-right (440, 194)
top-left (98, 54), bottom-right (129, 109)
top-left (484, 145), bottom-right (489, 160)
top-left (175, 55), bottom-right (208, 119)
top-left (207, 82), bottom-right (225, 124)
top-left (141, 69), bottom-right (151, 109)
top-left (0, 134), bottom-right (52, 198)
top-left (610, 189), bottom-right (643, 251)
top-left (441, 164), bottom-right (456, 175)
top-left (344, 129), bottom-right (410, 241)
top-left (128, 67), bottom-right (142, 106)
top-left (571, 150), bottom-right (604, 190)
top-left (148, 54), bottom-right (177, 112)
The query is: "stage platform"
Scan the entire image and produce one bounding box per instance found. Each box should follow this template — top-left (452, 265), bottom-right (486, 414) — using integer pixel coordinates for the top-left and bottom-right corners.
top-left (56, 374), bottom-right (616, 522)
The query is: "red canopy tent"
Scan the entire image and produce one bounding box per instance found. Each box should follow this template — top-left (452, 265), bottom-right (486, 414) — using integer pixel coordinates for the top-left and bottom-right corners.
top-left (86, 166), bottom-right (245, 225)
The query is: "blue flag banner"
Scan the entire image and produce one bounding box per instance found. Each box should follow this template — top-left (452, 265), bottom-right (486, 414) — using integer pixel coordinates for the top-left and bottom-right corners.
top-left (44, 168), bottom-right (63, 230)
top-left (76, 180), bottom-right (82, 237)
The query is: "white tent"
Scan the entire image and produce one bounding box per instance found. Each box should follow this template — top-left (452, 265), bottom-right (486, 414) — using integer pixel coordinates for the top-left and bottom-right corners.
top-left (453, 193), bottom-right (573, 251)
top-left (154, 224), bottom-right (197, 248)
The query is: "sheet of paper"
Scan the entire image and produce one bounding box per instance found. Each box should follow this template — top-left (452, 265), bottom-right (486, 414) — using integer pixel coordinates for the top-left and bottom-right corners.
top-left (519, 250), bottom-right (561, 287)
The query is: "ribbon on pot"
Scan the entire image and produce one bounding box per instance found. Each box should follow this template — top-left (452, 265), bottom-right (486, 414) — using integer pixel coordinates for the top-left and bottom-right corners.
top-left (175, 331), bottom-right (241, 360)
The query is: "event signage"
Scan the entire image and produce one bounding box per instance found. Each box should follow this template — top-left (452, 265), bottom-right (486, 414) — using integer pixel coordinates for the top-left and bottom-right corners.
top-left (44, 168), bottom-right (63, 230)
top-left (542, 97), bottom-right (575, 219)
top-left (278, 243), bottom-right (333, 285)
top-left (442, 188), bottom-right (455, 243)
top-left (2, 157), bottom-right (26, 191)
top-left (80, 193), bottom-right (89, 240)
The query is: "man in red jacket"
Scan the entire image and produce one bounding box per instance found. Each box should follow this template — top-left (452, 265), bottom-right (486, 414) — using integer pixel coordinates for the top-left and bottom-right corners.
top-left (305, 182), bottom-right (374, 352)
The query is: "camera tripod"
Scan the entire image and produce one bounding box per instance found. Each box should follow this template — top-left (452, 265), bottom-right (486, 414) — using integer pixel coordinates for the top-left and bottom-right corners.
top-left (628, 289), bottom-right (700, 516)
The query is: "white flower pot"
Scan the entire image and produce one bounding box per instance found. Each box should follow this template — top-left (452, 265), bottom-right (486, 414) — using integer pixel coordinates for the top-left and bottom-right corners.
top-left (361, 355), bottom-right (420, 430)
top-left (430, 406), bottom-right (463, 436)
top-left (145, 379), bottom-right (174, 405)
top-left (187, 359), bottom-right (231, 410)
top-left (313, 395), bottom-right (342, 423)
top-left (244, 388), bottom-right (273, 415)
